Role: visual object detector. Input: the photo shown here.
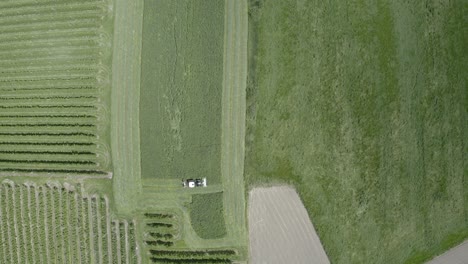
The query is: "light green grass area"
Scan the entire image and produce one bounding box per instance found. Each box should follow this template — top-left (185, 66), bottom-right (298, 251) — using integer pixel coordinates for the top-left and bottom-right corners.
top-left (190, 192), bottom-right (227, 239)
top-left (245, 0), bottom-right (467, 263)
top-left (140, 0), bottom-right (225, 184)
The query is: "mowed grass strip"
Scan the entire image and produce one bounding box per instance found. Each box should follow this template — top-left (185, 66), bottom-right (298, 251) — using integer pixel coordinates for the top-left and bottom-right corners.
top-left (140, 0), bottom-right (224, 183)
top-left (245, 0), bottom-right (467, 263)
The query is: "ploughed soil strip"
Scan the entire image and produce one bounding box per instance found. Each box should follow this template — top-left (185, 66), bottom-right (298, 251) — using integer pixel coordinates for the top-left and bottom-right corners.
top-left (248, 186), bottom-right (330, 264)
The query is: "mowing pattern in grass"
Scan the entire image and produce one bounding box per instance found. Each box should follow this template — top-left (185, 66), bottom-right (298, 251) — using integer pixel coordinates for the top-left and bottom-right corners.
top-left (189, 192), bottom-right (227, 239)
top-left (0, 0), bottom-right (113, 175)
top-left (0, 180), bottom-right (139, 264)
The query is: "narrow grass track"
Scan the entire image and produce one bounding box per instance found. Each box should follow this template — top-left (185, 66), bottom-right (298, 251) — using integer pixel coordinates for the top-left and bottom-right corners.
top-left (221, 0), bottom-right (248, 249)
top-left (111, 0), bottom-right (143, 216)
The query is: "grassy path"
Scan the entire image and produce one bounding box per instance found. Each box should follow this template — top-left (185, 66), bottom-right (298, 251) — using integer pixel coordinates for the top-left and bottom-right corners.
top-left (111, 0), bottom-right (143, 215)
top-left (221, 0), bottom-right (248, 248)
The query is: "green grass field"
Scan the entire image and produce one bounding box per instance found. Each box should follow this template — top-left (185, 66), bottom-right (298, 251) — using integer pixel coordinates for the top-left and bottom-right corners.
top-left (245, 0), bottom-right (467, 263)
top-left (140, 0), bottom-right (225, 184)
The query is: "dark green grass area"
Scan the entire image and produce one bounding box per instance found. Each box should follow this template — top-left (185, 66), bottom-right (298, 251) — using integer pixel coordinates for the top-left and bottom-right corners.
top-left (245, 0), bottom-right (467, 263)
top-left (140, 0), bottom-right (224, 183)
top-left (190, 192), bottom-right (227, 239)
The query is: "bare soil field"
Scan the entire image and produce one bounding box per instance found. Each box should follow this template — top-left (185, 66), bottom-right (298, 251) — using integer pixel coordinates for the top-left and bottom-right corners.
top-left (248, 186), bottom-right (330, 264)
top-left (425, 240), bottom-right (468, 264)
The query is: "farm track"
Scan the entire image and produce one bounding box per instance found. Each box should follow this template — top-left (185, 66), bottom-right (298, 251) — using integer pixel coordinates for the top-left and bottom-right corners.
top-left (0, 0), bottom-right (112, 176)
top-left (221, 0), bottom-right (248, 247)
top-left (0, 180), bottom-right (139, 264)
top-left (111, 0), bottom-right (143, 214)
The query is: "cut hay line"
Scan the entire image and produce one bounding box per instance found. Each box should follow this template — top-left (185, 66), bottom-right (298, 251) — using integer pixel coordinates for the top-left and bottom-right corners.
top-left (0, 142), bottom-right (94, 146)
top-left (48, 186), bottom-right (59, 263)
top-left (0, 71), bottom-right (97, 81)
top-left (72, 193), bottom-right (82, 264)
top-left (0, 188), bottom-right (8, 264)
top-left (88, 196), bottom-right (102, 263)
top-left (0, 96), bottom-right (97, 101)
top-left (123, 221), bottom-right (130, 264)
top-left (0, 43), bottom-right (99, 54)
top-left (0, 18), bottom-right (102, 34)
top-left (0, 168), bottom-right (108, 174)
top-left (0, 54), bottom-right (97, 65)
top-left (0, 85), bottom-right (96, 92)
top-left (0, 115), bottom-right (96, 119)
top-left (0, 105), bottom-right (96, 109)
top-left (25, 185), bottom-right (37, 264)
top-left (0, 26), bottom-right (100, 39)
top-left (18, 187), bottom-right (29, 264)
top-left (0, 5), bottom-right (106, 20)
top-left (1, 185), bottom-right (13, 263)
top-left (114, 221), bottom-right (122, 264)
top-left (0, 159), bottom-right (96, 165)
top-left (0, 64), bottom-right (100, 73)
top-left (0, 36), bottom-right (99, 49)
top-left (32, 186), bottom-right (45, 264)
top-left (0, 150), bottom-right (95, 155)
top-left (0, 0), bottom-right (103, 9)
top-left (0, 123), bottom-right (98, 129)
top-left (10, 185), bottom-right (23, 263)
top-left (0, 10), bottom-right (103, 26)
top-left (0, 75), bottom-right (97, 82)
top-left (40, 186), bottom-right (51, 262)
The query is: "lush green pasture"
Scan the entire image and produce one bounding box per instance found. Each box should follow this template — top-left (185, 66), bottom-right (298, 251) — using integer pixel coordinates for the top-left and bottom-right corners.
top-left (246, 0), bottom-right (467, 263)
top-left (140, 0), bottom-right (225, 183)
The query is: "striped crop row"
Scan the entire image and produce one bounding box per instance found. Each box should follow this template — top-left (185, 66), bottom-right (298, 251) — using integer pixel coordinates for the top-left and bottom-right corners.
top-left (0, 0), bottom-right (112, 176)
top-left (0, 179), bottom-right (140, 264)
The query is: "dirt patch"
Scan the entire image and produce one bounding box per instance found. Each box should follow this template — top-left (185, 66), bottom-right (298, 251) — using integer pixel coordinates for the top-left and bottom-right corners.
top-left (248, 186), bottom-right (330, 264)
